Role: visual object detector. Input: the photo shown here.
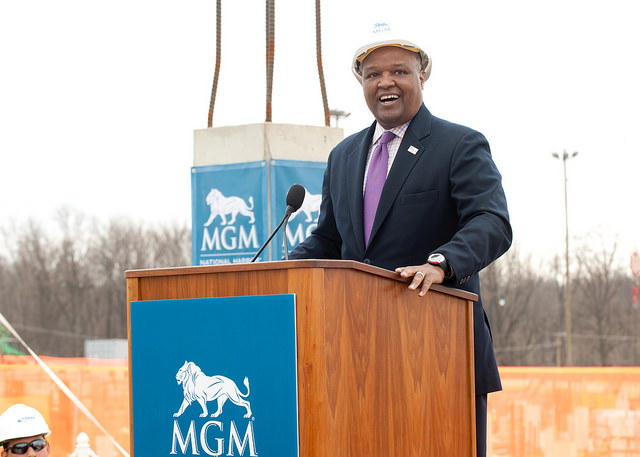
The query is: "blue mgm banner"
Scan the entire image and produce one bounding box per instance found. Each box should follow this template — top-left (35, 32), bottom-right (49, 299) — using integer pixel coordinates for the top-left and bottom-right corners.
top-left (191, 160), bottom-right (325, 265)
top-left (130, 294), bottom-right (299, 457)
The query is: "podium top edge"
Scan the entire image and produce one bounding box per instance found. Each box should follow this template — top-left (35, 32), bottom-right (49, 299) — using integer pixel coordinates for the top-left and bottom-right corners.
top-left (124, 259), bottom-right (478, 302)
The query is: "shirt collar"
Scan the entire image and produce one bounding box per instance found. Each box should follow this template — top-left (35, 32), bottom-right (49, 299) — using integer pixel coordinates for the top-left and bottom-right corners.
top-left (372, 120), bottom-right (411, 144)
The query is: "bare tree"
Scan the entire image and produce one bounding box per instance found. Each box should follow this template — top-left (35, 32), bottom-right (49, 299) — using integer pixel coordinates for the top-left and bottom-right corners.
top-left (572, 237), bottom-right (634, 365)
top-left (147, 223), bottom-right (191, 267)
top-left (481, 246), bottom-right (561, 366)
top-left (0, 212), bottom-right (191, 357)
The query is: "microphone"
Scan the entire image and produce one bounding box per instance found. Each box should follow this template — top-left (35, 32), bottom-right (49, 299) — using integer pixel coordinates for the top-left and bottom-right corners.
top-left (284, 183), bottom-right (306, 217)
top-left (283, 184), bottom-right (306, 260)
top-left (251, 184), bottom-right (306, 262)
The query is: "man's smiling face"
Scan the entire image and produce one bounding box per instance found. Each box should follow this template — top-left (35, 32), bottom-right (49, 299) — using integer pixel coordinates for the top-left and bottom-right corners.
top-left (361, 46), bottom-right (425, 129)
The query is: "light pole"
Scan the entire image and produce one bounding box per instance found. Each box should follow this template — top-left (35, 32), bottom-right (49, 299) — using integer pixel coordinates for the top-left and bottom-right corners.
top-left (329, 109), bottom-right (351, 128)
top-left (552, 149), bottom-right (578, 366)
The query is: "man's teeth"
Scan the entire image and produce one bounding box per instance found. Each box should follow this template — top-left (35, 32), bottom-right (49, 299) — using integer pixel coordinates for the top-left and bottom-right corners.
top-left (380, 95), bottom-right (399, 102)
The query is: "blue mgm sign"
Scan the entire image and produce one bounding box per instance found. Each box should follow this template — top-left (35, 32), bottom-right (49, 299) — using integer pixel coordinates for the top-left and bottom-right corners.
top-left (130, 294), bottom-right (299, 457)
top-left (191, 160), bottom-right (325, 265)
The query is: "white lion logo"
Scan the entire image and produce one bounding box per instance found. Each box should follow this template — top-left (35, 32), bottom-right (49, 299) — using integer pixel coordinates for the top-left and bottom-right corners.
top-left (173, 361), bottom-right (252, 418)
top-left (204, 188), bottom-right (255, 227)
top-left (289, 187), bottom-right (321, 223)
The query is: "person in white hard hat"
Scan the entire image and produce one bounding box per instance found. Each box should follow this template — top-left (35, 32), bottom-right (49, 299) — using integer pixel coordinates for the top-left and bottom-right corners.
top-left (0, 405), bottom-right (51, 457)
top-left (290, 20), bottom-right (512, 457)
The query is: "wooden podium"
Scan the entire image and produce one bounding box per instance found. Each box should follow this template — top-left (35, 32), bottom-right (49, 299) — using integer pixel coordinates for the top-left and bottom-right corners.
top-left (126, 259), bottom-right (477, 456)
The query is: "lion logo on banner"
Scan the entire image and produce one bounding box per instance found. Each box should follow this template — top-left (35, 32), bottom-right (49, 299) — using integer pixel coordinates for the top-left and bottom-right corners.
top-left (289, 187), bottom-right (321, 223)
top-left (204, 188), bottom-right (255, 227)
top-left (173, 361), bottom-right (252, 418)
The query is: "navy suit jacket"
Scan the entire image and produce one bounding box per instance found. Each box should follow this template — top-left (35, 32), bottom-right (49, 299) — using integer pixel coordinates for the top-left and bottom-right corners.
top-left (290, 104), bottom-right (512, 394)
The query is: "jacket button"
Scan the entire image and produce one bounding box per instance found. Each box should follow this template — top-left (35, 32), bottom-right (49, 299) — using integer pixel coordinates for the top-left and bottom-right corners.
top-left (363, 258), bottom-right (371, 264)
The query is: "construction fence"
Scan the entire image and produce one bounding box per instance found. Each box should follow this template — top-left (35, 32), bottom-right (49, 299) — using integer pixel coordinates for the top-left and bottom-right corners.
top-left (491, 367), bottom-right (640, 457)
top-left (0, 356), bottom-right (638, 457)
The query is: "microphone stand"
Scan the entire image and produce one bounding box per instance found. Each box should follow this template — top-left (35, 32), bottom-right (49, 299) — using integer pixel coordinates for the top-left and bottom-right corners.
top-left (283, 214), bottom-right (293, 260)
top-left (250, 206), bottom-right (294, 263)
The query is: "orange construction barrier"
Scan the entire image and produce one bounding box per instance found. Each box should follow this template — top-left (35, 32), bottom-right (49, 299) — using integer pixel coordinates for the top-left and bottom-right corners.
top-left (1, 357), bottom-right (639, 457)
top-left (0, 355), bottom-right (129, 457)
top-left (491, 367), bottom-right (640, 457)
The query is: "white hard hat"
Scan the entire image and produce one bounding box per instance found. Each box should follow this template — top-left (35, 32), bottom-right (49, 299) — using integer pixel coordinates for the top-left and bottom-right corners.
top-left (0, 404), bottom-right (51, 445)
top-left (352, 21), bottom-right (432, 84)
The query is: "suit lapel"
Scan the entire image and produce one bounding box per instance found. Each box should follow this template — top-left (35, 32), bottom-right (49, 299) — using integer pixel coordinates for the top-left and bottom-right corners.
top-left (347, 124), bottom-right (375, 252)
top-left (366, 105), bottom-right (432, 249)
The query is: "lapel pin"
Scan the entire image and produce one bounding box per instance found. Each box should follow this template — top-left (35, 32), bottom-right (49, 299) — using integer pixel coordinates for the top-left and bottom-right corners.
top-left (408, 145), bottom-right (419, 155)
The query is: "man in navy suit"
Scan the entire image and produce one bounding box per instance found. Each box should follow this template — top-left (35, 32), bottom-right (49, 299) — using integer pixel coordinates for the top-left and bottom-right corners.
top-left (290, 24), bottom-right (512, 457)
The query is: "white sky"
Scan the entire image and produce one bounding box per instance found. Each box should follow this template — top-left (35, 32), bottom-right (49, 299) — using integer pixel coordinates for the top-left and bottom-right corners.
top-left (1, 0), bottom-right (639, 270)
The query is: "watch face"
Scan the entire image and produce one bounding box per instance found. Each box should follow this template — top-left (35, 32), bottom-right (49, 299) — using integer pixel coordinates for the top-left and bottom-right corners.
top-left (429, 253), bottom-right (445, 264)
top-left (428, 253), bottom-right (451, 279)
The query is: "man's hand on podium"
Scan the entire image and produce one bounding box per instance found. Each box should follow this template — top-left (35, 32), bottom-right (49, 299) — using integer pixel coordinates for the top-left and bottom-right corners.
top-left (395, 264), bottom-right (444, 297)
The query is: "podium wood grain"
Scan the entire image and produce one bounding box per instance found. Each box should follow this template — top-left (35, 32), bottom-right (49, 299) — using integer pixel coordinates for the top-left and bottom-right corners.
top-left (126, 260), bottom-right (477, 457)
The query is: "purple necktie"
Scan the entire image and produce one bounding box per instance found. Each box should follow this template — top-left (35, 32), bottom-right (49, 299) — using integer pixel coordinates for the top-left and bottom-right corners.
top-left (363, 130), bottom-right (395, 246)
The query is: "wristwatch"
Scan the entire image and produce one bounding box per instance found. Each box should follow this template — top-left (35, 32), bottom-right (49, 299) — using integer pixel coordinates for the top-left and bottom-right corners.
top-left (427, 253), bottom-right (453, 280)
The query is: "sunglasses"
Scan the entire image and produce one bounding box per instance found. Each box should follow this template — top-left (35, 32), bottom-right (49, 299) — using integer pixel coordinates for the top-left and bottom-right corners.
top-left (5, 439), bottom-right (47, 455)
